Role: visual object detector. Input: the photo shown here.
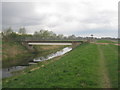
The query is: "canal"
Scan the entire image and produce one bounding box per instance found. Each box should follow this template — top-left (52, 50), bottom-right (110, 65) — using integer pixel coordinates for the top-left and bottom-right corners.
top-left (2, 47), bottom-right (72, 78)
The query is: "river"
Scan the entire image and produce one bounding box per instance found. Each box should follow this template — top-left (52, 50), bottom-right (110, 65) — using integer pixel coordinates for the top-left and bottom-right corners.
top-left (2, 47), bottom-right (72, 78)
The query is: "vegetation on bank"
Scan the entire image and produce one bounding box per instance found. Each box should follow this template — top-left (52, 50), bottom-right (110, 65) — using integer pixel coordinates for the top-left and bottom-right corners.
top-left (118, 46), bottom-right (120, 88)
top-left (2, 38), bottom-right (68, 68)
top-left (2, 27), bottom-right (117, 41)
top-left (3, 43), bottom-right (118, 88)
top-left (96, 40), bottom-right (118, 44)
top-left (34, 45), bottom-right (70, 57)
top-left (2, 27), bottom-right (80, 68)
top-left (2, 27), bottom-right (84, 41)
top-left (98, 44), bottom-right (118, 87)
top-left (1, 27), bottom-right (118, 88)
top-left (2, 38), bottom-right (33, 68)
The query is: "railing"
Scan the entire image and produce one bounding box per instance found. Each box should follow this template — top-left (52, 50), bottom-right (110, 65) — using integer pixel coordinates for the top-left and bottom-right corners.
top-left (13, 37), bottom-right (84, 42)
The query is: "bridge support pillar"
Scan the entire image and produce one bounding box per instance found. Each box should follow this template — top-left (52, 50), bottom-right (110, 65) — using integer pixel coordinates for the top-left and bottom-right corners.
top-left (72, 42), bottom-right (81, 48)
top-left (22, 42), bottom-right (34, 51)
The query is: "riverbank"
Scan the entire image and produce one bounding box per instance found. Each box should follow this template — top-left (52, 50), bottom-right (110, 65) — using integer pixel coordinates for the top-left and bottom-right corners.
top-left (2, 46), bottom-right (72, 78)
top-left (2, 39), bottom-right (33, 68)
top-left (2, 38), bottom-right (69, 68)
top-left (3, 43), bottom-right (118, 88)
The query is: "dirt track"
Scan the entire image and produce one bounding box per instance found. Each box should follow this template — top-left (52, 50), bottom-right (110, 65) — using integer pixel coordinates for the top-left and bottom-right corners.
top-left (91, 42), bottom-right (120, 46)
top-left (97, 45), bottom-right (111, 88)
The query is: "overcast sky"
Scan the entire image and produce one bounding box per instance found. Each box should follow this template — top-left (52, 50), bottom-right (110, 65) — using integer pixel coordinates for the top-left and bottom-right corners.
top-left (1, 0), bottom-right (119, 37)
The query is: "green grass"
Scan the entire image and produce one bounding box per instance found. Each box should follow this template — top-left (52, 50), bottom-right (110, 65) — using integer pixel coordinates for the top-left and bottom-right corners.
top-left (3, 43), bottom-right (118, 88)
top-left (0, 40), bottom-right (2, 45)
top-left (118, 46), bottom-right (120, 88)
top-left (2, 40), bottom-right (34, 68)
top-left (33, 45), bottom-right (70, 57)
top-left (96, 40), bottom-right (117, 44)
top-left (2, 39), bottom-right (69, 68)
top-left (97, 44), bottom-right (118, 87)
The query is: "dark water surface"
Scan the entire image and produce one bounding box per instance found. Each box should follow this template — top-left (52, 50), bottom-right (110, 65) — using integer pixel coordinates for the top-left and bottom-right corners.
top-left (2, 47), bottom-right (72, 78)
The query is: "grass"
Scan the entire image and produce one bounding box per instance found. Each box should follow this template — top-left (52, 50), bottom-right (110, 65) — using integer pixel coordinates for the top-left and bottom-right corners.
top-left (33, 45), bottom-right (70, 57)
top-left (2, 40), bottom-right (32, 68)
top-left (96, 40), bottom-right (117, 44)
top-left (118, 46), bottom-right (120, 88)
top-left (2, 38), bottom-right (69, 68)
top-left (2, 42), bottom-right (118, 88)
top-left (97, 44), bottom-right (118, 88)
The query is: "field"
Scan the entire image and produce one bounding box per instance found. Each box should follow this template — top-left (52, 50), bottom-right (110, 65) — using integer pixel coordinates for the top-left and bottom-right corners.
top-left (3, 42), bottom-right (118, 88)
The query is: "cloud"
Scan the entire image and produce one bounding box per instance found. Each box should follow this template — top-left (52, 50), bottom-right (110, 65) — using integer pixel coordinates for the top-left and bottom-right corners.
top-left (1, 0), bottom-right (119, 37)
top-left (0, 2), bottom-right (2, 30)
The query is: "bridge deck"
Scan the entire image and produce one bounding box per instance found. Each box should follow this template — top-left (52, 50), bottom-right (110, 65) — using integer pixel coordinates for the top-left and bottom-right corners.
top-left (28, 43), bottom-right (72, 45)
top-left (25, 40), bottom-right (84, 43)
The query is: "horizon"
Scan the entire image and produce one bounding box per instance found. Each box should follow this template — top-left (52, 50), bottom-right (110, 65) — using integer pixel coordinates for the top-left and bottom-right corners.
top-left (0, 28), bottom-right (118, 39)
top-left (1, 0), bottom-right (119, 38)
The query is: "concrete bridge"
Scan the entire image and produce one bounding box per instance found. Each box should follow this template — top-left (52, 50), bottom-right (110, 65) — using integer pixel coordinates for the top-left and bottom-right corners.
top-left (24, 40), bottom-right (84, 45)
top-left (22, 40), bottom-right (84, 50)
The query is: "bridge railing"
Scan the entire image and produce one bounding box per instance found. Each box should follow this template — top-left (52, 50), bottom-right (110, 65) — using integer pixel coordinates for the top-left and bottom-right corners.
top-left (12, 37), bottom-right (85, 42)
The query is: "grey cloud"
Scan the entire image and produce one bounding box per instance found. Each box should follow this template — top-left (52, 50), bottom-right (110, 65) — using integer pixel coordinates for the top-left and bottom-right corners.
top-left (2, 2), bottom-right (42, 28)
top-left (1, 1), bottom-right (118, 37)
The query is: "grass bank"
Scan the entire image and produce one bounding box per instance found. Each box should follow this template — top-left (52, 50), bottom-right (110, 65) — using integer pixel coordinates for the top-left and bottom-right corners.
top-left (3, 42), bottom-right (118, 88)
top-left (2, 40), bottom-right (33, 68)
top-left (2, 39), bottom-right (69, 68)
top-left (33, 45), bottom-right (70, 57)
top-left (96, 40), bottom-right (118, 44)
top-left (97, 44), bottom-right (118, 88)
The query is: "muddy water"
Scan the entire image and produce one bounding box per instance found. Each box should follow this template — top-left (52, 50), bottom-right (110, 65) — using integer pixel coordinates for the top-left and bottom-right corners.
top-left (2, 47), bottom-right (72, 78)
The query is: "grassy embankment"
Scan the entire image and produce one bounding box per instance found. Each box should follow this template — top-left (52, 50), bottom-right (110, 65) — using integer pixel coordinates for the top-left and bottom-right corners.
top-left (2, 39), bottom-right (68, 68)
top-left (96, 40), bottom-right (118, 44)
top-left (2, 39), bottom-right (32, 68)
top-left (0, 40), bottom-right (2, 64)
top-left (118, 46), bottom-right (120, 88)
top-left (3, 42), bottom-right (118, 88)
top-left (34, 45), bottom-right (70, 57)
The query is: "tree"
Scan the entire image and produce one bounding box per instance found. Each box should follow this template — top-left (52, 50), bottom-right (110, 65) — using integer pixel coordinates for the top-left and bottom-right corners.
top-left (49, 31), bottom-right (57, 39)
top-left (1, 32), bottom-right (4, 38)
top-left (68, 34), bottom-right (76, 40)
top-left (19, 27), bottom-right (26, 34)
top-left (4, 27), bottom-right (13, 35)
top-left (34, 31), bottom-right (39, 37)
top-left (57, 34), bottom-right (64, 40)
top-left (42, 30), bottom-right (50, 39)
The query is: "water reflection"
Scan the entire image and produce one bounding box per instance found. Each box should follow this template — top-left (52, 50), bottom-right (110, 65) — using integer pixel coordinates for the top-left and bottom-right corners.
top-left (33, 47), bottom-right (72, 62)
top-left (2, 66), bottom-right (26, 78)
top-left (2, 47), bottom-right (72, 78)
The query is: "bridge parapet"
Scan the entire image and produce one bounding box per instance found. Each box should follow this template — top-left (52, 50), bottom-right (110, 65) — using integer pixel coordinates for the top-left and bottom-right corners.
top-left (24, 40), bottom-right (84, 43)
top-left (22, 40), bottom-right (84, 49)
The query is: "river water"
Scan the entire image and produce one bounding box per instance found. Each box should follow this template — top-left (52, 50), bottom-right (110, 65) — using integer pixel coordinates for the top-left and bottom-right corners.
top-left (2, 47), bottom-right (72, 78)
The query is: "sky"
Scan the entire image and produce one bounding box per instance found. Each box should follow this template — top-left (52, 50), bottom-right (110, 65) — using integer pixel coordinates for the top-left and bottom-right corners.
top-left (1, 0), bottom-right (119, 38)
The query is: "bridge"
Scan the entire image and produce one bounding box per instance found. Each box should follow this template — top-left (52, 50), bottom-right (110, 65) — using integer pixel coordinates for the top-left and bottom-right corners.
top-left (24, 40), bottom-right (84, 46)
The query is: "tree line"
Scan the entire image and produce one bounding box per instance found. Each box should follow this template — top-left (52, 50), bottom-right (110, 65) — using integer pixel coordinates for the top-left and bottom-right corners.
top-left (1, 27), bottom-right (118, 41)
top-left (1, 27), bottom-right (85, 41)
